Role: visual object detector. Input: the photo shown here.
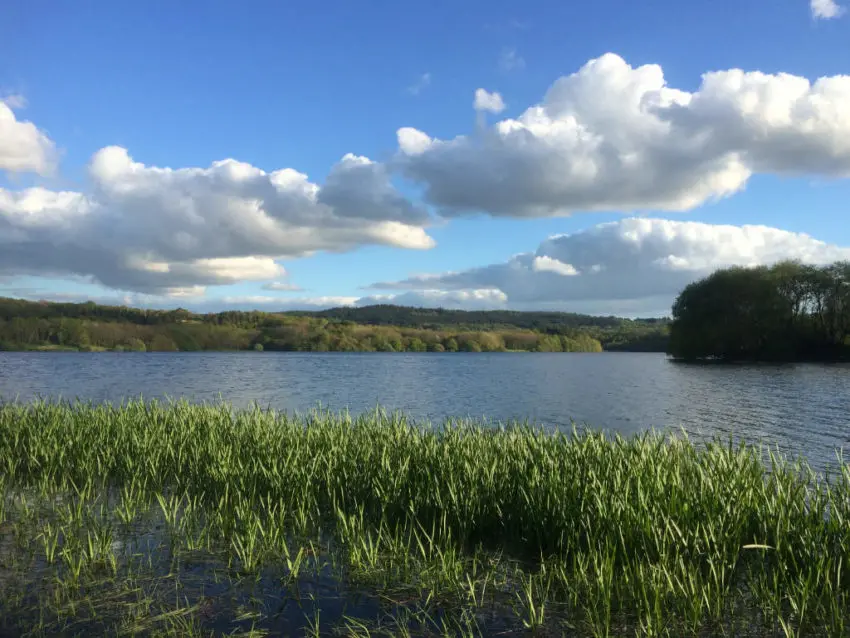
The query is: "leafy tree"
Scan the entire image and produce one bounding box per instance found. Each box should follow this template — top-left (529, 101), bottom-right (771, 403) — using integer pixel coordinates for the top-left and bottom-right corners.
top-left (406, 337), bottom-right (427, 352)
top-left (536, 335), bottom-right (563, 352)
top-left (670, 262), bottom-right (850, 361)
top-left (476, 332), bottom-right (504, 352)
top-left (149, 335), bottom-right (178, 352)
top-left (125, 338), bottom-right (147, 352)
top-left (168, 328), bottom-right (202, 352)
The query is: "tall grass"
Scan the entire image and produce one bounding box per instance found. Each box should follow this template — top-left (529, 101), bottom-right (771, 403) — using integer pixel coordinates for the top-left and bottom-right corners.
top-left (0, 400), bottom-right (848, 635)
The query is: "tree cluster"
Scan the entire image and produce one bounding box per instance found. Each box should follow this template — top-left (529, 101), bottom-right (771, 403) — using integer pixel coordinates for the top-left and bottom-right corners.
top-left (669, 261), bottom-right (850, 361)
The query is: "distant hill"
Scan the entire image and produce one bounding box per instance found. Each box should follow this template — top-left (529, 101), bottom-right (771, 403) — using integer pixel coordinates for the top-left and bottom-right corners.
top-left (0, 297), bottom-right (670, 353)
top-left (286, 304), bottom-right (667, 331)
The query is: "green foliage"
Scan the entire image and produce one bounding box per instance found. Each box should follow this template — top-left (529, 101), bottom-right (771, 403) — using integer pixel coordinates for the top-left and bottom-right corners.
top-left (292, 304), bottom-right (626, 330)
top-left (125, 338), bottom-right (147, 352)
top-left (536, 335), bottom-right (563, 352)
top-left (0, 297), bottom-right (630, 353)
top-left (670, 261), bottom-right (850, 361)
top-left (406, 337), bottom-right (427, 352)
top-left (148, 334), bottom-right (178, 352)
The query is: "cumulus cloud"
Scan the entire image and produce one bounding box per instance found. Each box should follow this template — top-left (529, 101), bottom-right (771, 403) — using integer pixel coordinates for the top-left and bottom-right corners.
top-left (0, 98), bottom-right (56, 175)
top-left (318, 153), bottom-right (430, 225)
top-left (473, 89), bottom-right (506, 114)
top-left (369, 218), bottom-right (850, 315)
top-left (396, 53), bottom-right (850, 218)
top-left (0, 146), bottom-right (434, 294)
top-left (397, 128), bottom-right (434, 156)
top-left (532, 256), bottom-right (578, 276)
top-left (811, 0), bottom-right (844, 19)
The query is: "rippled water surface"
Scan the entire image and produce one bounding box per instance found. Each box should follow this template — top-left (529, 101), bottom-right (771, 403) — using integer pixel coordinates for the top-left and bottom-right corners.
top-left (1, 352), bottom-right (849, 469)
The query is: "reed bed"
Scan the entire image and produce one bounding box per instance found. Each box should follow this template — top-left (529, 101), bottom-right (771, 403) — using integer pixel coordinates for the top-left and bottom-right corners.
top-left (0, 400), bottom-right (848, 636)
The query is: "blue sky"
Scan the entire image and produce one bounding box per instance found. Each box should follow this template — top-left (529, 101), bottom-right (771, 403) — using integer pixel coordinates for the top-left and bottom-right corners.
top-left (1, 0), bottom-right (849, 316)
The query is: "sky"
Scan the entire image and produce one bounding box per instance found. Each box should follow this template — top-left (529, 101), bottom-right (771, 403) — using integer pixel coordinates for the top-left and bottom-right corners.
top-left (1, 0), bottom-right (849, 318)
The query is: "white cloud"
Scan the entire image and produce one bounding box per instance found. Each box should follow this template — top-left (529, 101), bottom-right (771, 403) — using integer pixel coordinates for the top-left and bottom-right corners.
top-left (185, 257), bottom-right (285, 281)
top-left (532, 256), bottom-right (578, 276)
top-left (0, 99), bottom-right (56, 175)
top-left (811, 0), bottom-right (844, 19)
top-left (319, 153), bottom-right (430, 225)
top-left (368, 218), bottom-right (850, 315)
top-left (164, 286), bottom-right (206, 299)
top-left (499, 47), bottom-right (525, 72)
top-left (0, 146), bottom-right (434, 294)
top-left (397, 128), bottom-right (433, 156)
top-left (407, 72), bottom-right (432, 96)
top-left (474, 89), bottom-right (506, 114)
top-left (262, 281), bottom-right (304, 292)
top-left (396, 53), bottom-right (850, 218)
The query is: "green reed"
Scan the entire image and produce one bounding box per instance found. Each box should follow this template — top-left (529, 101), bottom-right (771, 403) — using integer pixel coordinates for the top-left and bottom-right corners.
top-left (0, 399), bottom-right (849, 636)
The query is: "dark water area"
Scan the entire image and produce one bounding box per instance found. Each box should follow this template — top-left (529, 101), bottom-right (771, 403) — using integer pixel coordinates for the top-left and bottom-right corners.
top-left (1, 351), bottom-right (849, 470)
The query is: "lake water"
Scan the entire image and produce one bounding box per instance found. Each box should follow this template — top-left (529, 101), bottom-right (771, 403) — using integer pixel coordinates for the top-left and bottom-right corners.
top-left (1, 352), bottom-right (849, 470)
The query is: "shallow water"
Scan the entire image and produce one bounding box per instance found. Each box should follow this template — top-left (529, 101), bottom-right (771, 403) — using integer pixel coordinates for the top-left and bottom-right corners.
top-left (0, 488), bottom-right (543, 637)
top-left (1, 351), bottom-right (849, 469)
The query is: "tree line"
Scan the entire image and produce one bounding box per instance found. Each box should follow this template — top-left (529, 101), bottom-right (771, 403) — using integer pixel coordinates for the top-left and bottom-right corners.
top-left (0, 299), bottom-right (625, 353)
top-left (669, 261), bottom-right (850, 361)
top-left (295, 305), bottom-right (632, 331)
top-left (0, 297), bottom-right (672, 353)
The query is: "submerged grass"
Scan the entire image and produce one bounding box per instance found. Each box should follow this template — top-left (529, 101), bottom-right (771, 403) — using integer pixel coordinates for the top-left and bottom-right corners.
top-left (0, 400), bottom-right (848, 636)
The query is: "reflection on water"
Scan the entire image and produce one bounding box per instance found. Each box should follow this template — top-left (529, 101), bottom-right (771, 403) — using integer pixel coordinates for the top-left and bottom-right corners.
top-left (1, 352), bottom-right (849, 470)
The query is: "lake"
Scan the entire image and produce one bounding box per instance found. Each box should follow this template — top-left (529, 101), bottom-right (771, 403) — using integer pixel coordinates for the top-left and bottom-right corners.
top-left (1, 351), bottom-right (849, 470)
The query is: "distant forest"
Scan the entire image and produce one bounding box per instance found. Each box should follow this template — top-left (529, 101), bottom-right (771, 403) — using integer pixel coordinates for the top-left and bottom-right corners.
top-left (0, 298), bottom-right (670, 353)
top-left (669, 261), bottom-right (850, 361)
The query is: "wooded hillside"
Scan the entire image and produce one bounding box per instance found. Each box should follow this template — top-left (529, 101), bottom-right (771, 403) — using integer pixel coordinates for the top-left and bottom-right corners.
top-left (0, 298), bottom-right (669, 353)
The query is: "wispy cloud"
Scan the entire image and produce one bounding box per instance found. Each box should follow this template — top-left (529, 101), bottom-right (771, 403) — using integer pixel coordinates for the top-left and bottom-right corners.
top-left (1, 94), bottom-right (27, 109)
top-left (499, 47), bottom-right (525, 72)
top-left (811, 0), bottom-right (845, 19)
top-left (406, 72), bottom-right (432, 96)
top-left (262, 281), bottom-right (305, 292)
